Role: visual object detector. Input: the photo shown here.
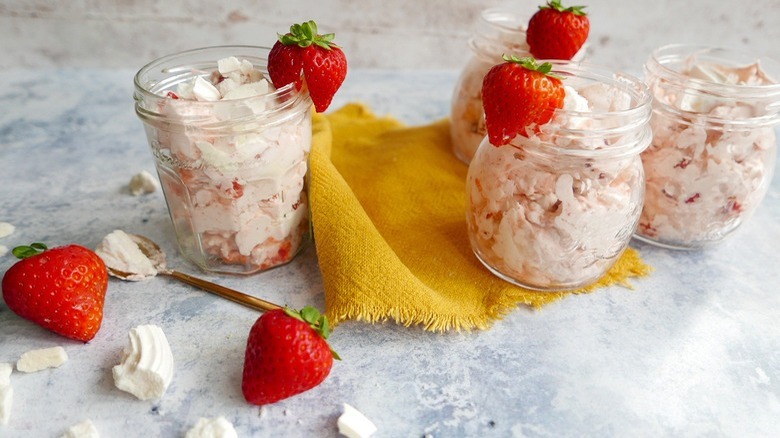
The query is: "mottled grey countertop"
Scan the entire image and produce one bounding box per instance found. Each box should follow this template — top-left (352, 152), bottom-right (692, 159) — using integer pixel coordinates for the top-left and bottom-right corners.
top-left (1, 69), bottom-right (779, 437)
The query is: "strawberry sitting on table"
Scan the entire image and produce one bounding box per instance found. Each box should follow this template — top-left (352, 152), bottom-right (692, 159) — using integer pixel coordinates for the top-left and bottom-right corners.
top-left (242, 306), bottom-right (340, 405)
top-left (267, 20), bottom-right (348, 113)
top-left (481, 55), bottom-right (565, 146)
top-left (2, 243), bottom-right (108, 342)
top-left (526, 0), bottom-right (590, 61)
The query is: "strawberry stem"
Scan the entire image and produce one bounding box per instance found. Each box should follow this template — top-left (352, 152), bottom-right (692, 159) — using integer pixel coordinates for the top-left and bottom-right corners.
top-left (278, 20), bottom-right (338, 51)
top-left (540, 0), bottom-right (587, 16)
top-left (502, 55), bottom-right (562, 79)
top-left (11, 242), bottom-right (47, 260)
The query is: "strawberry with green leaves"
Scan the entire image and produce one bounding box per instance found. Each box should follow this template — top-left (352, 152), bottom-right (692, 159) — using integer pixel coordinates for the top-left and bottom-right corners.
top-left (481, 55), bottom-right (565, 146)
top-left (527, 0), bottom-right (590, 60)
top-left (2, 243), bottom-right (108, 342)
top-left (242, 305), bottom-right (340, 405)
top-left (268, 20), bottom-right (347, 113)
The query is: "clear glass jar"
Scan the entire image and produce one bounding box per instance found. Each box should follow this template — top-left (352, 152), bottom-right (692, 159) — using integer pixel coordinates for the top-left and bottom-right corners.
top-left (466, 62), bottom-right (652, 291)
top-left (637, 44), bottom-right (780, 249)
top-left (134, 46), bottom-right (312, 275)
top-left (450, 7), bottom-right (586, 164)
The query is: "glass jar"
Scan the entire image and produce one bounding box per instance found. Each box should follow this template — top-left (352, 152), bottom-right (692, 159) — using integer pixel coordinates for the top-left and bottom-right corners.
top-left (134, 46), bottom-right (312, 275)
top-left (466, 62), bottom-right (652, 291)
top-left (637, 44), bottom-right (780, 249)
top-left (450, 7), bottom-right (586, 164)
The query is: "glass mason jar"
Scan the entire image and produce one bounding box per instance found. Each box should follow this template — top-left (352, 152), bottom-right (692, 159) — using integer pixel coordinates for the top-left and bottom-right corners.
top-left (134, 46), bottom-right (312, 275)
top-left (450, 7), bottom-right (586, 164)
top-left (637, 44), bottom-right (780, 249)
top-left (466, 62), bottom-right (652, 291)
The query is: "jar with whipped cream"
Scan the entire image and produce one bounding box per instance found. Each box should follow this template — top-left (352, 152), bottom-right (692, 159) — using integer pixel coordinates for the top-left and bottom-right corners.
top-left (134, 46), bottom-right (312, 275)
top-left (466, 62), bottom-right (652, 291)
top-left (637, 44), bottom-right (780, 249)
top-left (450, 7), bottom-right (586, 164)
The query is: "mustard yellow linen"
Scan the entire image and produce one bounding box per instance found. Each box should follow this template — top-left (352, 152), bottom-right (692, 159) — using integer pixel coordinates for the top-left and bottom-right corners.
top-left (309, 103), bottom-right (651, 331)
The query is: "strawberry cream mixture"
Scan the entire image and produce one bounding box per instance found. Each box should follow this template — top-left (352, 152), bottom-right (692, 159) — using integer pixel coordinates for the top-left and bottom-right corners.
top-left (638, 60), bottom-right (777, 247)
top-left (149, 56), bottom-right (311, 271)
top-left (467, 84), bottom-right (646, 289)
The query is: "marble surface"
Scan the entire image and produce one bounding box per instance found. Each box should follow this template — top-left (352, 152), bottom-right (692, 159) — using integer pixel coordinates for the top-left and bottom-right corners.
top-left (1, 0), bottom-right (779, 73)
top-left (1, 68), bottom-right (779, 438)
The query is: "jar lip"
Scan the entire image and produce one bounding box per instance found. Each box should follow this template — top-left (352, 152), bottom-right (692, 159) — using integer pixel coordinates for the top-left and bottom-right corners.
top-left (548, 60), bottom-right (653, 119)
top-left (133, 45), bottom-right (302, 105)
top-left (648, 43), bottom-right (780, 95)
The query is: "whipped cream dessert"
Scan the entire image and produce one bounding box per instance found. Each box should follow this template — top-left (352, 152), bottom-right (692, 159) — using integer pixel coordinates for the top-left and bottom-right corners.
top-left (0, 363), bottom-right (12, 425)
top-left (136, 53), bottom-right (311, 274)
top-left (185, 417), bottom-right (238, 438)
top-left (467, 81), bottom-right (649, 290)
top-left (638, 54), bottom-right (779, 247)
top-left (113, 324), bottom-right (174, 401)
top-left (16, 346), bottom-right (68, 373)
top-left (61, 420), bottom-right (100, 438)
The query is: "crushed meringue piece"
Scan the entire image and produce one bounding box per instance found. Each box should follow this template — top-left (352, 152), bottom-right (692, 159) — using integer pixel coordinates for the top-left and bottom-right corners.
top-left (113, 324), bottom-right (174, 401)
top-left (185, 417), bottom-right (238, 438)
top-left (16, 347), bottom-right (68, 373)
top-left (0, 245), bottom-right (7, 257)
top-left (0, 363), bottom-right (12, 425)
top-left (61, 420), bottom-right (99, 438)
top-left (95, 230), bottom-right (158, 281)
top-left (192, 76), bottom-right (222, 102)
top-left (128, 170), bottom-right (159, 196)
top-left (337, 403), bottom-right (377, 438)
top-left (0, 222), bottom-right (14, 239)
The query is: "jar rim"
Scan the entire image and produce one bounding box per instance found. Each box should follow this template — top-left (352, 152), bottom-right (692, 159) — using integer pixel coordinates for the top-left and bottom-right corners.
top-left (502, 61), bottom-right (654, 159)
top-left (648, 43), bottom-right (780, 95)
top-left (133, 45), bottom-right (306, 109)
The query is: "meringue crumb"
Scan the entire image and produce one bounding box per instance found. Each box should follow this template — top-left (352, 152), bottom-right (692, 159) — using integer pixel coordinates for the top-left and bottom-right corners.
top-left (129, 171), bottom-right (159, 196)
top-left (17, 347), bottom-right (68, 373)
top-left (61, 419), bottom-right (99, 438)
top-left (337, 403), bottom-right (377, 438)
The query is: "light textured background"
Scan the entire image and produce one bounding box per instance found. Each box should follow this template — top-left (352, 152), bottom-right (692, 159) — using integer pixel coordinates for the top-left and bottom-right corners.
top-left (1, 0), bottom-right (778, 73)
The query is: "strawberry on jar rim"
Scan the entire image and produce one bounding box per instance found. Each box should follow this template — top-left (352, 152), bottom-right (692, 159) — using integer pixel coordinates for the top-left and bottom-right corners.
top-left (267, 20), bottom-right (347, 113)
top-left (242, 305), bottom-right (340, 405)
top-left (481, 55), bottom-right (565, 146)
top-left (527, 0), bottom-right (590, 61)
top-left (2, 243), bottom-right (108, 342)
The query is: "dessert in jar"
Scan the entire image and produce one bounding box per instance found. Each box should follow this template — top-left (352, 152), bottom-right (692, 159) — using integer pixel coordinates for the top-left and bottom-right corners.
top-left (450, 6), bottom-right (587, 164)
top-left (134, 46), bottom-right (312, 274)
top-left (467, 61), bottom-right (652, 291)
top-left (637, 44), bottom-right (780, 249)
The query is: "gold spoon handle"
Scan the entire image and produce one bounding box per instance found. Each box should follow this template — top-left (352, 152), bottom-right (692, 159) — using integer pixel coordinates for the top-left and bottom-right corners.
top-left (163, 270), bottom-right (283, 313)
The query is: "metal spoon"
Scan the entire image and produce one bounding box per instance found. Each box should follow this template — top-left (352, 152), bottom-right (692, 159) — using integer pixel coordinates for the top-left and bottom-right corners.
top-left (106, 233), bottom-right (282, 313)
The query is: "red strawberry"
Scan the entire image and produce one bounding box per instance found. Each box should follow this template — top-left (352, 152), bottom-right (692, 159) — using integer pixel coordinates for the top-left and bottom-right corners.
top-left (527, 0), bottom-right (590, 60)
top-left (242, 306), bottom-right (340, 405)
top-left (481, 55), bottom-right (565, 146)
top-left (2, 243), bottom-right (108, 342)
top-left (267, 20), bottom-right (347, 113)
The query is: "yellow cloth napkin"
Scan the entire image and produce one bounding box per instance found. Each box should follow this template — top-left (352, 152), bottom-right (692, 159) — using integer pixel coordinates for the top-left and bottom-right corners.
top-left (309, 103), bottom-right (651, 331)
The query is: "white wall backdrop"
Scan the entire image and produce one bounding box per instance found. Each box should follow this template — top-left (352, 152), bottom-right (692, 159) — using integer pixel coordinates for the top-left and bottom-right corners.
top-left (1, 0), bottom-right (778, 73)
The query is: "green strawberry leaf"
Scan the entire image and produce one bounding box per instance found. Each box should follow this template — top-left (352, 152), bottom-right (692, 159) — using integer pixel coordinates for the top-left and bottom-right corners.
top-left (12, 242), bottom-right (47, 260)
top-left (277, 20), bottom-right (338, 51)
top-left (541, 0), bottom-right (587, 15)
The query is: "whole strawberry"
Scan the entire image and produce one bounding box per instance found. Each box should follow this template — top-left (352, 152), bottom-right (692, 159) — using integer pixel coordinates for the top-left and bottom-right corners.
top-left (481, 55), bottom-right (565, 145)
top-left (267, 20), bottom-right (347, 113)
top-left (527, 0), bottom-right (589, 60)
top-left (242, 306), bottom-right (340, 405)
top-left (2, 243), bottom-right (108, 342)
